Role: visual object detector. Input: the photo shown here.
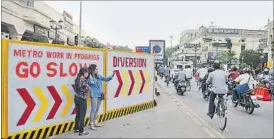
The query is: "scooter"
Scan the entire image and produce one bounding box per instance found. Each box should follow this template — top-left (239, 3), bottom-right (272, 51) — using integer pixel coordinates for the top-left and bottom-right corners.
top-left (176, 80), bottom-right (187, 95)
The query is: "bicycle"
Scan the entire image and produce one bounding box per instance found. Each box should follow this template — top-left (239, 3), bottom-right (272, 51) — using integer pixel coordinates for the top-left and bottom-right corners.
top-left (215, 94), bottom-right (228, 131)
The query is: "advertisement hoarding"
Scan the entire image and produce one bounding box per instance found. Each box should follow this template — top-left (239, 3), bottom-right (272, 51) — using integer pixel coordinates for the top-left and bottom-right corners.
top-left (149, 40), bottom-right (165, 63)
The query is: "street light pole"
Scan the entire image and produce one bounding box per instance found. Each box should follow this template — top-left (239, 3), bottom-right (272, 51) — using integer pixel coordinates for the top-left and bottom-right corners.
top-left (193, 44), bottom-right (199, 73)
top-left (49, 19), bottom-right (63, 43)
top-left (79, 0), bottom-right (82, 46)
top-left (170, 36), bottom-right (173, 48)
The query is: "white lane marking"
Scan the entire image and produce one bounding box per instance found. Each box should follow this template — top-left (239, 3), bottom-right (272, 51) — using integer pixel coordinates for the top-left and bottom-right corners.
top-left (156, 82), bottom-right (226, 138)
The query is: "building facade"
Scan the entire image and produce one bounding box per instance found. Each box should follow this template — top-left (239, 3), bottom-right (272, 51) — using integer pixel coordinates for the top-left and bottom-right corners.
top-left (1, 0), bottom-right (88, 46)
top-left (266, 20), bottom-right (273, 68)
top-left (173, 24), bottom-right (268, 66)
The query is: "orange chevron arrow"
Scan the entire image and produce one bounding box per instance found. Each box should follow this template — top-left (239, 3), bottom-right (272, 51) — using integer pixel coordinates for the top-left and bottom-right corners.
top-left (61, 85), bottom-right (73, 117)
top-left (33, 87), bottom-right (49, 123)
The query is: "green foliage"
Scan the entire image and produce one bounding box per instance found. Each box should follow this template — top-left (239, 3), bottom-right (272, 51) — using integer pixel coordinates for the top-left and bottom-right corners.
top-left (113, 45), bottom-right (132, 51)
top-left (165, 45), bottom-right (179, 58)
top-left (240, 50), bottom-right (261, 69)
top-left (219, 50), bottom-right (237, 64)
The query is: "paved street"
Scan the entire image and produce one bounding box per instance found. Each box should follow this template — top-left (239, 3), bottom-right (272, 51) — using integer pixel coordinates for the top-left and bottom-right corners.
top-left (157, 77), bottom-right (273, 138)
top-left (52, 77), bottom-right (273, 138)
top-left (52, 84), bottom-right (212, 138)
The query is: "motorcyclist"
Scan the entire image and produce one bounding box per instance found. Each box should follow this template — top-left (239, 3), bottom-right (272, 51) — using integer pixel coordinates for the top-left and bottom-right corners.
top-left (175, 68), bottom-right (187, 87)
top-left (164, 66), bottom-right (171, 83)
top-left (206, 61), bottom-right (228, 119)
top-left (228, 67), bottom-right (240, 80)
top-left (201, 67), bottom-right (214, 94)
top-left (259, 68), bottom-right (271, 82)
top-left (233, 68), bottom-right (255, 102)
top-left (197, 64), bottom-right (208, 81)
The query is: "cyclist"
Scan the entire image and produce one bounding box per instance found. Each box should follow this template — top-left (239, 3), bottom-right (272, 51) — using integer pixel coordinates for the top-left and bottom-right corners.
top-left (206, 61), bottom-right (228, 119)
top-left (184, 65), bottom-right (193, 81)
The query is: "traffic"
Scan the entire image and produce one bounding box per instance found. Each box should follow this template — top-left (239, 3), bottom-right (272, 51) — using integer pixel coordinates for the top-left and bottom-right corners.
top-left (156, 61), bottom-right (273, 131)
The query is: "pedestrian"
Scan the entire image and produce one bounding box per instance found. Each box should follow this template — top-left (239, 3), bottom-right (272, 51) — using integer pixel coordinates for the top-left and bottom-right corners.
top-left (74, 68), bottom-right (90, 136)
top-left (88, 64), bottom-right (115, 130)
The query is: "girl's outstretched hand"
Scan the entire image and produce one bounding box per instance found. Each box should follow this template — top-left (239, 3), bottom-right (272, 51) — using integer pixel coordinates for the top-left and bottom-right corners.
top-left (111, 71), bottom-right (116, 78)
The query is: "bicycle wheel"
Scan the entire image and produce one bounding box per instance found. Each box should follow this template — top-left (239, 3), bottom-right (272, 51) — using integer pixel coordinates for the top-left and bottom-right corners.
top-left (216, 100), bottom-right (227, 131)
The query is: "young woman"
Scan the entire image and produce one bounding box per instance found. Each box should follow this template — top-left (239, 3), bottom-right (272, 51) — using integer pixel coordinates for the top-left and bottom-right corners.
top-left (88, 64), bottom-right (115, 130)
top-left (74, 68), bottom-right (90, 136)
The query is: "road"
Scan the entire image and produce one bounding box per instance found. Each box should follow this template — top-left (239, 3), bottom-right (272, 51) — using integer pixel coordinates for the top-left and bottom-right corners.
top-left (52, 83), bottom-right (212, 138)
top-left (52, 76), bottom-right (273, 138)
top-left (157, 77), bottom-right (273, 138)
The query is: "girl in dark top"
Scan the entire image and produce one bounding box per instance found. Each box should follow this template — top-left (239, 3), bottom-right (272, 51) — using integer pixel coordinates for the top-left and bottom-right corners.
top-left (74, 68), bottom-right (90, 136)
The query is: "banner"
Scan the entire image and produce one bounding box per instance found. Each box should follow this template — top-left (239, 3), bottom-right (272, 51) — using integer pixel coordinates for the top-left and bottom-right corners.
top-left (6, 42), bottom-right (104, 134)
top-left (149, 40), bottom-right (165, 63)
top-left (106, 51), bottom-right (154, 111)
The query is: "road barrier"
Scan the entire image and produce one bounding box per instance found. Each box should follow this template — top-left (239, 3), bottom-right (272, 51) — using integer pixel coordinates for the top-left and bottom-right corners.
top-left (1, 39), bottom-right (155, 139)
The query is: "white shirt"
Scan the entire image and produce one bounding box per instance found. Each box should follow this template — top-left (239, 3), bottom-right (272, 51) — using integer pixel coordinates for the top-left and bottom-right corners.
top-left (184, 68), bottom-right (192, 79)
top-left (197, 68), bottom-right (208, 79)
top-left (234, 73), bottom-right (254, 89)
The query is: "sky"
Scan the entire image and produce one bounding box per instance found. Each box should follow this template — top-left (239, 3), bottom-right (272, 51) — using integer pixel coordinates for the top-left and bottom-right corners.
top-left (44, 1), bottom-right (273, 49)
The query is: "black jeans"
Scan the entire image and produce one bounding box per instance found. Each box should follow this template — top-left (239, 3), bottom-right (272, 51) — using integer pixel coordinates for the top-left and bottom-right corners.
top-left (74, 96), bottom-right (87, 133)
top-left (208, 92), bottom-right (217, 115)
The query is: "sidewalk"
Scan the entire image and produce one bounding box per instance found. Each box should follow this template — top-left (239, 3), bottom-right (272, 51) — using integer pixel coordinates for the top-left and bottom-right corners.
top-left (51, 84), bottom-right (211, 138)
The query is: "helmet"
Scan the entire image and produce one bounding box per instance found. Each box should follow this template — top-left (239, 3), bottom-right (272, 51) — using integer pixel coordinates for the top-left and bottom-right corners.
top-left (208, 68), bottom-right (214, 73)
top-left (242, 68), bottom-right (250, 74)
top-left (263, 68), bottom-right (269, 74)
top-left (213, 61), bottom-right (220, 70)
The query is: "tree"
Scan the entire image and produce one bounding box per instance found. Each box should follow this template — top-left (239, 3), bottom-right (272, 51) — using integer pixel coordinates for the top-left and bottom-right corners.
top-left (219, 50), bottom-right (237, 64)
top-left (113, 45), bottom-right (132, 51)
top-left (165, 45), bottom-right (179, 58)
top-left (240, 50), bottom-right (261, 69)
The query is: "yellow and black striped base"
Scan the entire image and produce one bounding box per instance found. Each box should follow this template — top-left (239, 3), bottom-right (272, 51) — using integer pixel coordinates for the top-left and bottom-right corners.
top-left (7, 101), bottom-right (154, 139)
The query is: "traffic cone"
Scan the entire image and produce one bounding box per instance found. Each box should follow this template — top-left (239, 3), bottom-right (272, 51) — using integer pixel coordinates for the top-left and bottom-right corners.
top-left (260, 88), bottom-right (272, 101)
top-left (255, 87), bottom-right (263, 100)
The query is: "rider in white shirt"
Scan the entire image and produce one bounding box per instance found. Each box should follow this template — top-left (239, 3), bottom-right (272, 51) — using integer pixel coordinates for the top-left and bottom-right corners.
top-left (184, 65), bottom-right (192, 80)
top-left (197, 64), bottom-right (208, 79)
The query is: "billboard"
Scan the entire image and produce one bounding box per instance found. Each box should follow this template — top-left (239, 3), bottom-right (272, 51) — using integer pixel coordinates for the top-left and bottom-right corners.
top-left (106, 51), bottom-right (155, 111)
top-left (149, 40), bottom-right (165, 63)
top-left (136, 46), bottom-right (151, 53)
top-left (6, 42), bottom-right (104, 134)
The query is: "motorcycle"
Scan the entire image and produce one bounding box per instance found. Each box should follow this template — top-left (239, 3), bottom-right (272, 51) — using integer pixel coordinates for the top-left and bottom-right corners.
top-left (173, 73), bottom-right (179, 84)
top-left (257, 77), bottom-right (274, 100)
top-left (264, 79), bottom-right (274, 100)
top-left (202, 83), bottom-right (210, 100)
top-left (231, 82), bottom-right (260, 114)
top-left (227, 80), bottom-right (236, 97)
top-left (176, 80), bottom-right (187, 95)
